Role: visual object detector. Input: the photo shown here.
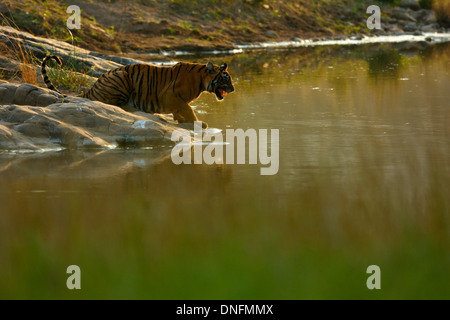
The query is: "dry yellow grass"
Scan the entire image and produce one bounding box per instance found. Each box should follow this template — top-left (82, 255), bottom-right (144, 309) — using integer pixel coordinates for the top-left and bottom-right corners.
top-left (0, 14), bottom-right (38, 85)
top-left (0, 14), bottom-right (94, 92)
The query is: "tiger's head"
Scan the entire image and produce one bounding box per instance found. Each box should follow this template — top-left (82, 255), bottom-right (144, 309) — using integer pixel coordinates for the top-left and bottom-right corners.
top-left (205, 62), bottom-right (235, 101)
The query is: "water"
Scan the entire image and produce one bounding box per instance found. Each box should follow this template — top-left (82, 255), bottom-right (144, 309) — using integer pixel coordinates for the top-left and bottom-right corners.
top-left (0, 41), bottom-right (449, 299)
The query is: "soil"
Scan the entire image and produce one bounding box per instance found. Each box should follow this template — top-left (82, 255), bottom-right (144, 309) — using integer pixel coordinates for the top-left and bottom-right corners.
top-left (0, 0), bottom-right (383, 55)
top-left (73, 0), bottom-right (340, 52)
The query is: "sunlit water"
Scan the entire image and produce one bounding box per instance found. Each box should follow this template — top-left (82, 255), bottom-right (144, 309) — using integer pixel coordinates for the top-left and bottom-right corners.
top-left (0, 41), bottom-right (448, 299)
top-left (198, 42), bottom-right (449, 189)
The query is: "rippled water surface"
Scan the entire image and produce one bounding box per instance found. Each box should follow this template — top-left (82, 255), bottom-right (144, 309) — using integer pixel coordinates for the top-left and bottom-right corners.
top-left (0, 41), bottom-right (449, 299)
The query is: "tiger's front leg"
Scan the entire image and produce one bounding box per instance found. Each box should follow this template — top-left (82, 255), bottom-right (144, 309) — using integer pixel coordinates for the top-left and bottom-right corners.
top-left (172, 102), bottom-right (208, 129)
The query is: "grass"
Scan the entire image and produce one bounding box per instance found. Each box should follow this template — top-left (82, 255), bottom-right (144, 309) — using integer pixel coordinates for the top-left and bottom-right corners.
top-left (1, 0), bottom-right (447, 58)
top-left (44, 56), bottom-right (95, 94)
top-left (1, 0), bottom-right (122, 52)
top-left (0, 14), bottom-right (38, 85)
top-left (3, 0), bottom-right (69, 40)
top-left (0, 13), bottom-right (95, 93)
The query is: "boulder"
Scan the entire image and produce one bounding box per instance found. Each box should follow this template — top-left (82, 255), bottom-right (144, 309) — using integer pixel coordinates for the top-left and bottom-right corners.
top-left (385, 24), bottom-right (404, 33)
top-left (404, 24), bottom-right (418, 32)
top-left (404, 9), bottom-right (436, 24)
top-left (392, 8), bottom-right (417, 22)
top-left (421, 24), bottom-right (439, 32)
top-left (36, 94), bottom-right (58, 106)
top-left (421, 11), bottom-right (437, 24)
top-left (398, 0), bottom-right (421, 11)
top-left (0, 82), bottom-right (62, 107)
top-left (0, 83), bottom-right (18, 104)
top-left (0, 82), bottom-right (188, 151)
top-left (264, 31), bottom-right (279, 38)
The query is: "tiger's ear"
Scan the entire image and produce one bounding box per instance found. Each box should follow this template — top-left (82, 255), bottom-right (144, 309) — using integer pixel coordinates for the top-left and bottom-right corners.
top-left (220, 63), bottom-right (228, 71)
top-left (206, 62), bottom-right (215, 74)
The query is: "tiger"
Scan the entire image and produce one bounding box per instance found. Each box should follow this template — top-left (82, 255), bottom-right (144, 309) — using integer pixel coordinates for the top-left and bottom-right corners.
top-left (41, 55), bottom-right (235, 128)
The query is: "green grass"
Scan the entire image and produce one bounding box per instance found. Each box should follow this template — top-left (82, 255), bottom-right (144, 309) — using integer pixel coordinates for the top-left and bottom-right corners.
top-left (0, 12), bottom-right (95, 92)
top-left (45, 61), bottom-right (94, 94)
top-left (3, 0), bottom-right (447, 57)
top-left (1, 0), bottom-right (122, 52)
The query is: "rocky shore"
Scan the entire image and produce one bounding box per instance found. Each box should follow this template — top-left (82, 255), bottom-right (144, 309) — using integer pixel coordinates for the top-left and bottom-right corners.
top-left (0, 81), bottom-right (185, 151)
top-left (0, 23), bottom-right (193, 151)
top-left (383, 2), bottom-right (443, 34)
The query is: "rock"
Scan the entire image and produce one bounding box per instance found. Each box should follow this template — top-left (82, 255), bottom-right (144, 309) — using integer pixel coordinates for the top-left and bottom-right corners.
top-left (392, 8), bottom-right (417, 22)
top-left (409, 9), bottom-right (424, 20)
top-left (264, 31), bottom-right (278, 38)
top-left (88, 51), bottom-right (145, 66)
top-left (408, 9), bottom-right (437, 24)
top-left (36, 94), bottom-right (58, 107)
top-left (422, 11), bottom-right (437, 24)
top-left (398, 0), bottom-right (421, 11)
top-left (384, 24), bottom-right (404, 33)
top-left (0, 82), bottom-right (190, 151)
top-left (350, 35), bottom-right (363, 40)
top-left (0, 67), bottom-right (16, 79)
top-left (0, 122), bottom-right (49, 151)
top-left (0, 83), bottom-right (63, 107)
top-left (404, 24), bottom-right (418, 32)
top-left (15, 123), bottom-right (50, 138)
top-left (0, 83), bottom-right (17, 104)
top-left (421, 24), bottom-right (439, 32)
top-left (13, 83), bottom-right (40, 106)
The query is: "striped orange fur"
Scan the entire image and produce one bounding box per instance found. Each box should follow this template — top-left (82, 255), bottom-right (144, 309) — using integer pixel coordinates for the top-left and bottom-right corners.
top-left (42, 56), bottom-right (235, 128)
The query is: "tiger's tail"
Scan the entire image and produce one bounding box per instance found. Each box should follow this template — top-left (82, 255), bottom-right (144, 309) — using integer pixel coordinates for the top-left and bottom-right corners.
top-left (41, 55), bottom-right (64, 96)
